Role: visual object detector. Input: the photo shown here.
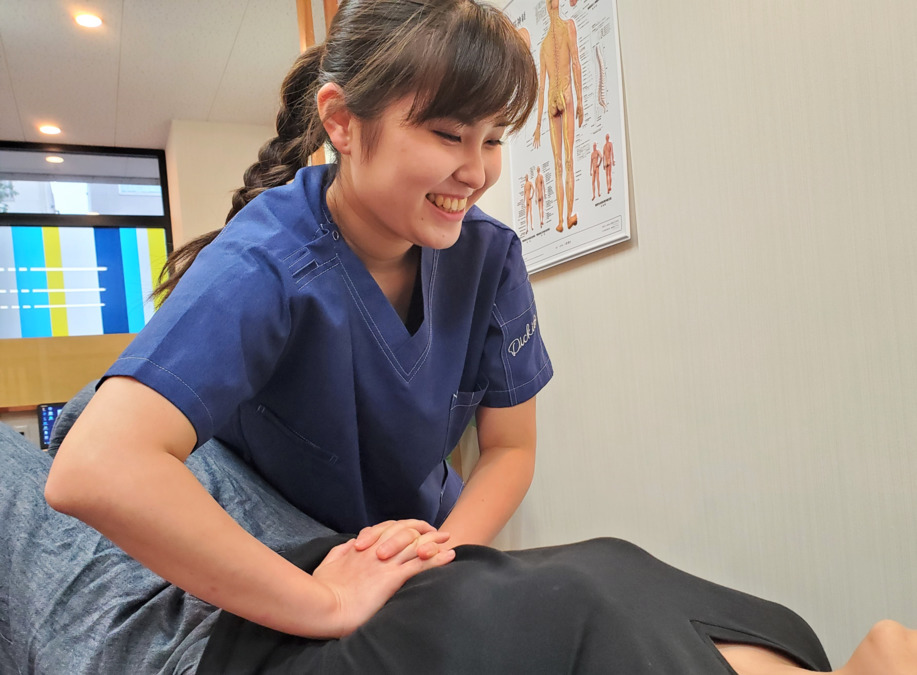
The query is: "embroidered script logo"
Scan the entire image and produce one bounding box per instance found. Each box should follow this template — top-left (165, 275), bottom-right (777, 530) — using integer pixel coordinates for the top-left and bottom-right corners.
top-left (508, 314), bottom-right (538, 357)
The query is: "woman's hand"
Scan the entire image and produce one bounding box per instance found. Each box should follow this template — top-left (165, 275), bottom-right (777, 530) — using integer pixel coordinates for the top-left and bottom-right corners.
top-left (312, 522), bottom-right (455, 637)
top-left (353, 519), bottom-right (451, 560)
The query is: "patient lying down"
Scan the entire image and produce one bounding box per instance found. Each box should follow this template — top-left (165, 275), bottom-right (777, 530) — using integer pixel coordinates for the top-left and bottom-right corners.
top-left (1, 417), bottom-right (915, 674)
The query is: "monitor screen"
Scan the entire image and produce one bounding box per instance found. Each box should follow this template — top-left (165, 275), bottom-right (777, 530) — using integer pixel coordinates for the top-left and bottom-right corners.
top-left (0, 224), bottom-right (168, 338)
top-left (37, 402), bottom-right (66, 450)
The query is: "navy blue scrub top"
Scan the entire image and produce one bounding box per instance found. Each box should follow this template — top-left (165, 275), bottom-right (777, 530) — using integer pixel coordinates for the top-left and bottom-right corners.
top-left (104, 165), bottom-right (553, 533)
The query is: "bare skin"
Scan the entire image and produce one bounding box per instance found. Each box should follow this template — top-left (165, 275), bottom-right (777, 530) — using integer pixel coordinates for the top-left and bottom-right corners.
top-left (717, 621), bottom-right (917, 675)
top-left (523, 173), bottom-right (534, 233)
top-left (535, 166), bottom-right (545, 226)
top-left (533, 0), bottom-right (583, 232)
top-left (589, 142), bottom-right (602, 200)
top-left (603, 133), bottom-right (614, 193)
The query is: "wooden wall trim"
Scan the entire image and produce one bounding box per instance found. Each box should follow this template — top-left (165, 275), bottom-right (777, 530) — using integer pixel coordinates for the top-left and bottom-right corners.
top-left (323, 0), bottom-right (338, 31)
top-left (295, 0), bottom-right (316, 53)
top-left (297, 0), bottom-right (339, 167)
top-left (0, 334), bottom-right (134, 407)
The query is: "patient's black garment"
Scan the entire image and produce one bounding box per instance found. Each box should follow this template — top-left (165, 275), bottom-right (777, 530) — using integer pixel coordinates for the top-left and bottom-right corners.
top-left (199, 536), bottom-right (831, 674)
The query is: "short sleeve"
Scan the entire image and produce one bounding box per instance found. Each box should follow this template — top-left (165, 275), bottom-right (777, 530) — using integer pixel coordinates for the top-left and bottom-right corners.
top-left (102, 235), bottom-right (292, 447)
top-left (479, 237), bottom-right (553, 408)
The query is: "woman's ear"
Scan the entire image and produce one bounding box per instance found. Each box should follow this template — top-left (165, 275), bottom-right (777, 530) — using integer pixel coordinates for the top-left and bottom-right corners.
top-left (317, 83), bottom-right (355, 156)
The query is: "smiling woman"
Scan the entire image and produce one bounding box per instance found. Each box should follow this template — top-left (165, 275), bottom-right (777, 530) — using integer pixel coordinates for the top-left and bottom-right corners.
top-left (1, 1), bottom-right (915, 674)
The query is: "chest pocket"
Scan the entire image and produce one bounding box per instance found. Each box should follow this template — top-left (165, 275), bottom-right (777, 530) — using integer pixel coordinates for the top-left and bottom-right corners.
top-left (249, 403), bottom-right (339, 466)
top-left (442, 387), bottom-right (486, 459)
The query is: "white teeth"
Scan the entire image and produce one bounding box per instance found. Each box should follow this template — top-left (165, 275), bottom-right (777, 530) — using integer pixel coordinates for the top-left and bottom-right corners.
top-left (426, 194), bottom-right (468, 212)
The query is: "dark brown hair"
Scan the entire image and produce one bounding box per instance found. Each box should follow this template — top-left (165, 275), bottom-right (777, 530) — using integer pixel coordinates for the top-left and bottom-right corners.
top-left (155, 0), bottom-right (537, 300)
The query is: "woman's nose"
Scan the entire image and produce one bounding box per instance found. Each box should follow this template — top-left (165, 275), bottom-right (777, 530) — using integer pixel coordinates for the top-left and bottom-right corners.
top-left (455, 147), bottom-right (487, 190)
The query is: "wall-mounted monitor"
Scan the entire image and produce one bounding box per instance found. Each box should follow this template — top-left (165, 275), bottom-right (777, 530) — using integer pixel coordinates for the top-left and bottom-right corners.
top-left (0, 141), bottom-right (171, 340)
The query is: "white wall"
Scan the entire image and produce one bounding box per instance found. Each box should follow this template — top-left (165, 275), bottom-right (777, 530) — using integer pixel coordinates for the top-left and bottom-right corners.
top-left (165, 119), bottom-right (274, 245)
top-left (480, 0), bottom-right (917, 666)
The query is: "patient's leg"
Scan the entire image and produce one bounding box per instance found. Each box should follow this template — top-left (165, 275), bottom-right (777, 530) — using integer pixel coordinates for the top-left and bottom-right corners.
top-left (718, 621), bottom-right (917, 674)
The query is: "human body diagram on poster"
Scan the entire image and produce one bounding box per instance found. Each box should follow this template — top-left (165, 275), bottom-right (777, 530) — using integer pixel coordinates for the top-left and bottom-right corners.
top-left (507, 0), bottom-right (629, 273)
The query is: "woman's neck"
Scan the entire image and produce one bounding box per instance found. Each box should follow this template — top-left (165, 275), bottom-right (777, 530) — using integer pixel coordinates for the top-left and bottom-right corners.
top-left (325, 171), bottom-right (415, 275)
top-left (325, 171), bottom-right (420, 318)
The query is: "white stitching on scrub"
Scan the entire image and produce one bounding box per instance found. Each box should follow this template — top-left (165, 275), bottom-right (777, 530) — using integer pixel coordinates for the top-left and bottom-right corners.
top-left (111, 357), bottom-right (215, 430)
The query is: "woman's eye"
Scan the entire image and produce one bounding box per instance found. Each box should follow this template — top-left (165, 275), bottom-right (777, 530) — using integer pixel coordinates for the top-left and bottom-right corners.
top-left (487, 138), bottom-right (505, 147)
top-left (435, 131), bottom-right (461, 142)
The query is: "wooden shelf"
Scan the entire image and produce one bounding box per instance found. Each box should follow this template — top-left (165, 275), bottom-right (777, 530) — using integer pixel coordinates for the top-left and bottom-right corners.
top-left (0, 334), bottom-right (133, 407)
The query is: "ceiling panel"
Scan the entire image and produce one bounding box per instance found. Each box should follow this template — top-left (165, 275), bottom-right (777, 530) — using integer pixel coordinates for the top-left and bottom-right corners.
top-left (0, 33), bottom-right (24, 141)
top-left (208, 0), bottom-right (300, 127)
top-left (0, 0), bottom-right (302, 149)
top-left (0, 0), bottom-right (122, 146)
top-left (115, 0), bottom-right (252, 148)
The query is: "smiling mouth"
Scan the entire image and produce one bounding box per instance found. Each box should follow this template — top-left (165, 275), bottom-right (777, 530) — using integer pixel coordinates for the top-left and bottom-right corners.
top-left (426, 194), bottom-right (468, 213)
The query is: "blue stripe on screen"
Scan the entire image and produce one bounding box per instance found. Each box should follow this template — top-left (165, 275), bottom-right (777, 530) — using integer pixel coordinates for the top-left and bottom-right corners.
top-left (120, 229), bottom-right (144, 333)
top-left (94, 228), bottom-right (129, 334)
top-left (11, 227), bottom-right (51, 338)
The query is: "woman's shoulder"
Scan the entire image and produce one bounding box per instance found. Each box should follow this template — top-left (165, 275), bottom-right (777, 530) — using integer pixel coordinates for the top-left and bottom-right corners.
top-left (459, 205), bottom-right (520, 251)
top-left (203, 166), bottom-right (331, 275)
top-left (439, 206), bottom-right (528, 292)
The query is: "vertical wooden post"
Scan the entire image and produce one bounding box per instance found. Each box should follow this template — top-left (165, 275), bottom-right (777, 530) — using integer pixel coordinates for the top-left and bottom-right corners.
top-left (296, 0), bottom-right (340, 166)
top-left (295, 0), bottom-right (316, 54)
top-left (323, 0), bottom-right (339, 32)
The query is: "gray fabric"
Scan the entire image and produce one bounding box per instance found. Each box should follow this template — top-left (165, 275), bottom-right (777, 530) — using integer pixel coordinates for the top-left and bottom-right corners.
top-left (0, 409), bottom-right (334, 674)
top-left (46, 379), bottom-right (99, 458)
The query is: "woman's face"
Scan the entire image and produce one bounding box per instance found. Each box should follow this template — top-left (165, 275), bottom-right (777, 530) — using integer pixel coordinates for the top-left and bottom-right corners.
top-left (337, 97), bottom-right (506, 252)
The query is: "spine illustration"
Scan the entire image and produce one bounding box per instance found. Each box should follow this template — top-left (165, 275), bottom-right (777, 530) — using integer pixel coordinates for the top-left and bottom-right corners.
top-left (595, 46), bottom-right (608, 114)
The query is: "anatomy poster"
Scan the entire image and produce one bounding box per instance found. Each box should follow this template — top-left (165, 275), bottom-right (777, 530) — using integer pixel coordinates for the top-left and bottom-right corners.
top-left (505, 0), bottom-right (629, 273)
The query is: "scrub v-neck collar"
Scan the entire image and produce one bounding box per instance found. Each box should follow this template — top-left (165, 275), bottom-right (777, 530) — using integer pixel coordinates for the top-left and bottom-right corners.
top-left (319, 180), bottom-right (435, 380)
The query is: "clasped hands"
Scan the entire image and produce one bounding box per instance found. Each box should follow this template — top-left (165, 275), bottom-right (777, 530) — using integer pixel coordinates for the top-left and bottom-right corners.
top-left (311, 519), bottom-right (455, 637)
top-left (353, 518), bottom-right (452, 562)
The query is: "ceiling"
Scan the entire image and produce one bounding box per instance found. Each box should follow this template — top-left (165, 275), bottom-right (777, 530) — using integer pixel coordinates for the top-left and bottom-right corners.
top-left (0, 0), bottom-right (302, 150)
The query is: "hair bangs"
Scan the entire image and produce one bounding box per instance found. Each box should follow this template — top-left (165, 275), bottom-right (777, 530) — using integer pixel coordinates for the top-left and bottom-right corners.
top-left (404, 3), bottom-right (537, 132)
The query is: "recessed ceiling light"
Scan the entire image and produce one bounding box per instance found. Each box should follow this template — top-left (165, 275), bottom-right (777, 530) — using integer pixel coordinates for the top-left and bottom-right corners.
top-left (75, 13), bottom-right (103, 28)
top-left (45, 156), bottom-right (65, 164)
top-left (39, 125), bottom-right (61, 135)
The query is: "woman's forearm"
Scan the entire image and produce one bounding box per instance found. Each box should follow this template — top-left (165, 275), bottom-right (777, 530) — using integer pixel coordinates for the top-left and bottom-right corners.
top-left (45, 377), bottom-right (456, 638)
top-left (44, 377), bottom-right (343, 638)
top-left (46, 440), bottom-right (342, 638)
top-left (441, 399), bottom-right (538, 547)
top-left (440, 442), bottom-right (535, 547)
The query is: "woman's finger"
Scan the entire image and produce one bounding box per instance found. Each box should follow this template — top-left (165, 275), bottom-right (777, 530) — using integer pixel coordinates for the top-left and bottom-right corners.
top-left (415, 530), bottom-right (452, 560)
top-left (399, 547), bottom-right (456, 575)
top-left (375, 527), bottom-right (423, 560)
top-left (355, 519), bottom-right (435, 552)
top-left (415, 540), bottom-right (449, 560)
top-left (373, 520), bottom-right (438, 560)
top-left (321, 538), bottom-right (356, 564)
top-left (353, 520), bottom-right (395, 551)
top-left (388, 529), bottom-right (452, 563)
